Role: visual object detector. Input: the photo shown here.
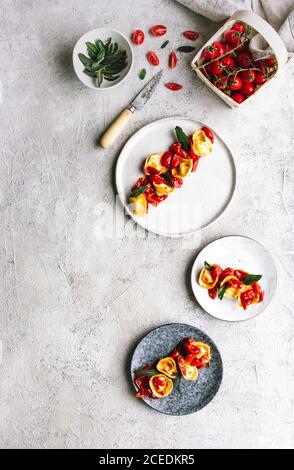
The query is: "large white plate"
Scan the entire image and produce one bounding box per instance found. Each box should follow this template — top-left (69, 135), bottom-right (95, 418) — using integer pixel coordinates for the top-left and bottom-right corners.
top-left (116, 117), bottom-right (236, 237)
top-left (191, 236), bottom-right (277, 322)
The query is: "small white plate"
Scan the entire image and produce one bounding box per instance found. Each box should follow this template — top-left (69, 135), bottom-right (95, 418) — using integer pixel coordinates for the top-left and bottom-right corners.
top-left (73, 28), bottom-right (133, 90)
top-left (191, 235), bottom-right (277, 322)
top-left (116, 117), bottom-right (236, 237)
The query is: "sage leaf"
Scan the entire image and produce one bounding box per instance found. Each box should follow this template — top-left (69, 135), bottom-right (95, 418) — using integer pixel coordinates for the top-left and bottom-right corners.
top-left (135, 369), bottom-right (158, 378)
top-left (177, 45), bottom-right (195, 52)
top-left (86, 41), bottom-right (98, 55)
top-left (78, 53), bottom-right (93, 72)
top-left (242, 274), bottom-right (262, 285)
top-left (161, 40), bottom-right (169, 49)
top-left (204, 261), bottom-right (213, 271)
top-left (139, 68), bottom-right (147, 80)
top-left (129, 185), bottom-right (147, 198)
top-left (175, 126), bottom-right (189, 151)
top-left (218, 283), bottom-right (227, 300)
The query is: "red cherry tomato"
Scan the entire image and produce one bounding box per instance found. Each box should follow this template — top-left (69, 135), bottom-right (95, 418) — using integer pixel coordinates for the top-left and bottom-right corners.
top-left (169, 51), bottom-right (177, 68)
top-left (232, 93), bottom-right (245, 104)
top-left (154, 376), bottom-right (166, 387)
top-left (229, 76), bottom-right (242, 91)
top-left (161, 151), bottom-right (173, 168)
top-left (132, 176), bottom-right (149, 190)
top-left (184, 354), bottom-right (195, 364)
top-left (144, 165), bottom-right (160, 175)
top-left (191, 156), bottom-right (200, 172)
top-left (171, 143), bottom-right (189, 158)
top-left (208, 287), bottom-right (218, 299)
top-left (147, 51), bottom-right (159, 66)
top-left (191, 355), bottom-right (209, 369)
top-left (237, 52), bottom-right (252, 67)
top-left (183, 30), bottom-right (199, 41)
top-left (240, 69), bottom-right (255, 83)
top-left (145, 188), bottom-right (167, 206)
top-left (202, 127), bottom-right (214, 143)
top-left (213, 41), bottom-right (226, 57)
top-left (150, 24), bottom-right (167, 36)
top-left (170, 348), bottom-right (180, 360)
top-left (170, 154), bottom-right (182, 169)
top-left (234, 269), bottom-right (248, 281)
top-left (210, 60), bottom-right (223, 75)
top-left (202, 44), bottom-right (219, 61)
top-left (224, 43), bottom-right (234, 55)
top-left (183, 338), bottom-right (201, 356)
top-left (170, 175), bottom-right (183, 188)
top-left (264, 56), bottom-right (276, 67)
top-left (227, 278), bottom-right (242, 289)
top-left (232, 21), bottom-right (246, 34)
top-left (218, 267), bottom-right (233, 283)
top-left (224, 29), bottom-right (242, 46)
top-left (149, 174), bottom-right (166, 185)
top-left (214, 75), bottom-right (228, 90)
top-left (254, 70), bottom-right (267, 85)
top-left (165, 82), bottom-right (182, 91)
top-left (241, 82), bottom-right (255, 96)
top-left (221, 56), bottom-right (236, 69)
top-left (132, 29), bottom-right (145, 45)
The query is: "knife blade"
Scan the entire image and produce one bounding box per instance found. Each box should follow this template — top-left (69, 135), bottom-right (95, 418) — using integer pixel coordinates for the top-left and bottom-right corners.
top-left (99, 70), bottom-right (163, 149)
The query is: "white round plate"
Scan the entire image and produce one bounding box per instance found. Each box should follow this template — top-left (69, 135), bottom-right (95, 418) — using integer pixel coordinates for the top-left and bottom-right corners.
top-left (73, 28), bottom-right (133, 90)
top-left (191, 235), bottom-right (277, 321)
top-left (116, 117), bottom-right (236, 237)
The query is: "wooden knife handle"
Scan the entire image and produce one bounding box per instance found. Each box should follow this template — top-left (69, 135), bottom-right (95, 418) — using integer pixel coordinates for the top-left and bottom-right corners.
top-left (99, 108), bottom-right (133, 149)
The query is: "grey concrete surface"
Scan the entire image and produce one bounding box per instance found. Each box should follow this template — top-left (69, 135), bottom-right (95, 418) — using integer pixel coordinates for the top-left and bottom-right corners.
top-left (0, 0), bottom-right (294, 449)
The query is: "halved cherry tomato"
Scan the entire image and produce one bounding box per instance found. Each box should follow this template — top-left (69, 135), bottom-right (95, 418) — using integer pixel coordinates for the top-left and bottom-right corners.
top-left (232, 21), bottom-right (246, 34)
top-left (191, 156), bottom-right (200, 172)
top-left (191, 355), bottom-right (209, 368)
top-left (211, 264), bottom-right (222, 281)
top-left (183, 30), bottom-right (199, 41)
top-left (170, 175), bottom-right (183, 188)
top-left (234, 269), bottom-right (248, 281)
top-left (150, 24), bottom-right (167, 36)
top-left (232, 92), bottom-right (245, 104)
top-left (221, 56), bottom-right (236, 69)
top-left (171, 143), bottom-right (189, 158)
top-left (202, 127), bottom-right (214, 143)
top-left (254, 71), bottom-right (267, 85)
top-left (208, 287), bottom-right (218, 299)
top-left (149, 174), bottom-right (167, 185)
top-left (161, 151), bottom-right (173, 168)
top-left (183, 338), bottom-right (201, 355)
top-left (210, 60), bottom-right (223, 75)
top-left (154, 376), bottom-right (166, 387)
top-left (132, 29), bottom-right (145, 45)
top-left (226, 278), bottom-right (242, 289)
top-left (145, 188), bottom-right (167, 206)
top-left (147, 51), bottom-right (160, 66)
top-left (224, 29), bottom-right (242, 46)
top-left (240, 289), bottom-right (255, 310)
top-left (184, 354), bottom-right (195, 364)
top-left (240, 69), bottom-right (255, 83)
top-left (144, 165), bottom-right (160, 175)
top-left (169, 51), bottom-right (177, 68)
top-left (229, 76), bottom-right (242, 91)
top-left (170, 154), bottom-right (182, 169)
top-left (219, 267), bottom-right (234, 283)
top-left (165, 82), bottom-right (182, 90)
top-left (132, 176), bottom-right (149, 190)
top-left (241, 82), bottom-right (255, 96)
top-left (170, 348), bottom-right (180, 360)
top-left (237, 51), bottom-right (252, 67)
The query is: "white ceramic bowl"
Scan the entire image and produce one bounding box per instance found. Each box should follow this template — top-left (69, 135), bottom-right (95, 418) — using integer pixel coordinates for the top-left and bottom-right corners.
top-left (73, 28), bottom-right (133, 90)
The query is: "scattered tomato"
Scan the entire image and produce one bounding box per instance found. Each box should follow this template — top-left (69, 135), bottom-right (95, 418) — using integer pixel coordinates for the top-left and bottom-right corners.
top-left (237, 51), bottom-right (252, 67)
top-left (224, 29), bottom-right (242, 46)
top-left (231, 92), bottom-right (245, 104)
top-left (202, 127), bottom-right (214, 143)
top-left (147, 51), bottom-right (160, 66)
top-left (132, 29), bottom-right (145, 45)
top-left (240, 69), bottom-right (255, 83)
top-left (229, 75), bottom-right (242, 91)
top-left (165, 82), bottom-right (183, 91)
top-left (183, 30), bottom-right (199, 41)
top-left (232, 21), bottom-right (246, 34)
top-left (169, 51), bottom-right (177, 68)
top-left (241, 82), bottom-right (255, 96)
top-left (150, 24), bottom-right (167, 36)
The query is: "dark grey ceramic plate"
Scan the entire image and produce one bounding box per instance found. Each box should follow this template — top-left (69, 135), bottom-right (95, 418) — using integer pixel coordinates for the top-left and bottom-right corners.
top-left (131, 323), bottom-right (223, 415)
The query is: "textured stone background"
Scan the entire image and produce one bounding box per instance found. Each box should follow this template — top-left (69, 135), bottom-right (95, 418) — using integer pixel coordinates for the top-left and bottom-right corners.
top-left (0, 0), bottom-right (294, 449)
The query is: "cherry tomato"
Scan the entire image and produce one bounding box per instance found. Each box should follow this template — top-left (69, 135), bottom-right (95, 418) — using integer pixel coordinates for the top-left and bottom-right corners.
top-left (149, 174), bottom-right (166, 185)
top-left (183, 30), bottom-right (199, 41)
top-left (224, 43), bottom-right (234, 55)
top-left (183, 338), bottom-right (201, 355)
top-left (211, 264), bottom-right (222, 281)
top-left (170, 154), bottom-right (182, 169)
top-left (132, 176), bottom-right (149, 190)
top-left (184, 354), bottom-right (195, 364)
top-left (227, 278), bottom-right (242, 289)
top-left (132, 29), bottom-right (145, 45)
top-left (224, 29), bottom-right (242, 46)
top-left (237, 52), bottom-right (252, 67)
top-left (170, 175), bottom-right (183, 188)
top-left (191, 156), bottom-right (199, 172)
top-left (169, 51), bottom-right (177, 68)
top-left (161, 151), bottom-right (173, 168)
top-left (214, 75), bottom-right (228, 90)
top-left (171, 143), bottom-right (189, 158)
top-left (202, 127), bottom-right (214, 143)
top-left (165, 82), bottom-right (182, 91)
top-left (234, 269), bottom-right (248, 281)
top-left (232, 21), bottom-right (246, 34)
top-left (232, 93), bottom-right (245, 104)
top-left (154, 376), bottom-right (166, 387)
top-left (241, 82), bottom-right (255, 96)
top-left (147, 51), bottom-right (159, 66)
top-left (210, 60), bottom-right (223, 75)
top-left (144, 165), bottom-right (160, 175)
top-left (240, 69), bottom-right (255, 83)
top-left (213, 41), bottom-right (226, 57)
top-left (229, 76), bottom-right (242, 91)
top-left (202, 44), bottom-right (219, 61)
top-left (191, 355), bottom-right (209, 369)
top-left (254, 70), bottom-right (267, 85)
top-left (240, 289), bottom-right (255, 310)
top-left (264, 56), bottom-right (276, 67)
top-left (221, 56), bottom-right (236, 69)
top-left (218, 267), bottom-right (234, 283)
top-left (150, 24), bottom-right (167, 36)
top-left (145, 188), bottom-right (167, 206)
top-left (208, 287), bottom-right (218, 299)
top-left (170, 348), bottom-right (180, 360)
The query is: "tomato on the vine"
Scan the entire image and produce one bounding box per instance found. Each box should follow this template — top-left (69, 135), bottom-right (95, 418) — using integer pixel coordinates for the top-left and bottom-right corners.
top-left (232, 92), bottom-right (245, 103)
top-left (237, 51), bottom-right (252, 67)
top-left (210, 60), bottom-right (223, 75)
top-left (202, 45), bottom-right (219, 61)
top-left (264, 56), bottom-right (276, 67)
top-left (149, 24), bottom-right (167, 36)
top-left (213, 41), bottom-right (226, 57)
top-left (202, 127), bottom-right (214, 143)
top-left (214, 75), bottom-right (227, 90)
top-left (224, 29), bottom-right (242, 46)
top-left (147, 51), bottom-right (159, 66)
top-left (229, 76), bottom-right (242, 91)
top-left (221, 56), bottom-right (236, 69)
top-left (241, 82), bottom-right (255, 96)
top-left (240, 69), bottom-right (255, 83)
top-left (232, 21), bottom-right (246, 34)
top-left (132, 29), bottom-right (145, 45)
top-left (254, 71), bottom-right (267, 85)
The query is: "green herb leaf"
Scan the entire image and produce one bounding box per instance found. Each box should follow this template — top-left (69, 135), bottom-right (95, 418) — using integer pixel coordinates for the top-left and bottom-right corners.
top-left (175, 126), bottom-right (189, 151)
top-left (161, 40), bottom-right (169, 49)
top-left (135, 369), bottom-right (158, 378)
top-left (139, 68), bottom-right (147, 80)
top-left (104, 74), bottom-right (120, 81)
top-left (218, 283), bottom-right (227, 300)
top-left (204, 261), bottom-right (213, 271)
top-left (162, 172), bottom-right (174, 187)
top-left (177, 45), bottom-right (195, 53)
top-left (129, 185), bottom-right (147, 198)
top-left (242, 274), bottom-right (262, 285)
top-left (86, 41), bottom-right (98, 56)
top-left (83, 68), bottom-right (96, 78)
top-left (78, 53), bottom-right (93, 72)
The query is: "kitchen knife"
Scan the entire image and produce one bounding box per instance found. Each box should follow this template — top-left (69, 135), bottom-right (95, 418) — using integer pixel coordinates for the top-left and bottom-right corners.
top-left (99, 69), bottom-right (163, 149)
